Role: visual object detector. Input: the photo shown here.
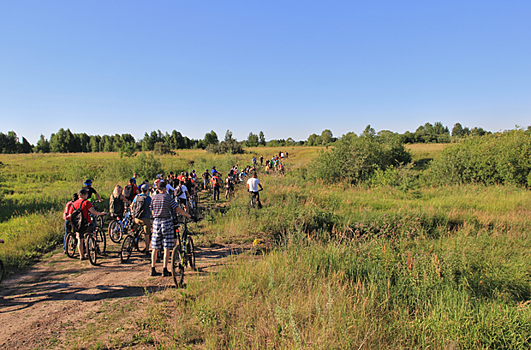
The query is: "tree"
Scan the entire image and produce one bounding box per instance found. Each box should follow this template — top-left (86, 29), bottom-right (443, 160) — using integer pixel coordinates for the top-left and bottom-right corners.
top-left (452, 123), bottom-right (465, 137)
top-left (247, 132), bottom-right (259, 147)
top-left (19, 137), bottom-right (33, 153)
top-left (225, 130), bottom-right (234, 142)
top-left (204, 130), bottom-right (219, 146)
top-left (259, 131), bottom-right (266, 146)
top-left (50, 128), bottom-right (68, 153)
top-left (35, 134), bottom-right (50, 153)
top-left (320, 129), bottom-right (334, 145)
top-left (307, 133), bottom-right (320, 146)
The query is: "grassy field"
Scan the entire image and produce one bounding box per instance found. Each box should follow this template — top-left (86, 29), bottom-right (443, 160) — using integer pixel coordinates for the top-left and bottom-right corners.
top-left (1, 144), bottom-right (531, 348)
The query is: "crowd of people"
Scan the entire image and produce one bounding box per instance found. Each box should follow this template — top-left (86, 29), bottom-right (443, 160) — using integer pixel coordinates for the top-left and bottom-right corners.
top-left (62, 151), bottom-right (286, 276)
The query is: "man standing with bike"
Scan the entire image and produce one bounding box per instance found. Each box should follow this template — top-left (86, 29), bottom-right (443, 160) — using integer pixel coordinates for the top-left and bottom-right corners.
top-left (71, 187), bottom-right (107, 260)
top-left (246, 172), bottom-right (263, 208)
top-left (149, 181), bottom-right (191, 277)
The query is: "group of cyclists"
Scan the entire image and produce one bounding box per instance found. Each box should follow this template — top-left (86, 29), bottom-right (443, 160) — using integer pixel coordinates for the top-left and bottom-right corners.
top-left (60, 151), bottom-right (286, 275)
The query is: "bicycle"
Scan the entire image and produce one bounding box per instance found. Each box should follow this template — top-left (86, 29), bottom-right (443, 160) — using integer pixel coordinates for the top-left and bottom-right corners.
top-left (171, 217), bottom-right (197, 288)
top-left (65, 230), bottom-right (98, 265)
top-left (108, 206), bottom-right (134, 243)
top-left (249, 189), bottom-right (263, 209)
top-left (120, 223), bottom-right (148, 263)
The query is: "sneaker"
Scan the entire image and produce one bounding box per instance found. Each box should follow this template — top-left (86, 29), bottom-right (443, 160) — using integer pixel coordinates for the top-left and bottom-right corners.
top-left (162, 268), bottom-right (172, 277)
top-left (150, 268), bottom-right (161, 277)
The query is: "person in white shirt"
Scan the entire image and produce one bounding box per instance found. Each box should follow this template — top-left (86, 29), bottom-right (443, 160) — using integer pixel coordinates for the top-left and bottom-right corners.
top-left (246, 172), bottom-right (263, 208)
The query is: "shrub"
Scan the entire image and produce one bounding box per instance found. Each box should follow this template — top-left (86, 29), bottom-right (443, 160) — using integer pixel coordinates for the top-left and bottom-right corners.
top-left (427, 129), bottom-right (531, 186)
top-left (206, 140), bottom-right (244, 154)
top-left (312, 129), bottom-right (411, 184)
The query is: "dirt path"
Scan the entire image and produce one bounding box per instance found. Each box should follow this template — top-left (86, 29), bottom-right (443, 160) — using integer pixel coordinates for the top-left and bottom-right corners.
top-left (0, 238), bottom-right (249, 349)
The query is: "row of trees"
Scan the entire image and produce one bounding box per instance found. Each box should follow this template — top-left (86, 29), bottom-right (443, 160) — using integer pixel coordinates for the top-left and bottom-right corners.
top-left (1, 123), bottom-right (529, 154)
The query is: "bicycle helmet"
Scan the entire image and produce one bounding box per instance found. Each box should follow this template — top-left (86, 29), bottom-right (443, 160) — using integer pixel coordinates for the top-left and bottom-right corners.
top-left (84, 179), bottom-right (93, 186)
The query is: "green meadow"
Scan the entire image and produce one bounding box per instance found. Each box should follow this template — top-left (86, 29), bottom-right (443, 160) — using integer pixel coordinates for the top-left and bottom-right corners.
top-left (1, 140), bottom-right (531, 349)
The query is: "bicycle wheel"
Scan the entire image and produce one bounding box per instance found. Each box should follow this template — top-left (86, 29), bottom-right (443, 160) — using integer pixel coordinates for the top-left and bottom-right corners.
top-left (108, 220), bottom-right (122, 243)
top-left (171, 245), bottom-right (185, 288)
top-left (96, 215), bottom-right (104, 230)
top-left (0, 259), bottom-right (4, 284)
top-left (86, 236), bottom-right (98, 266)
top-left (120, 235), bottom-right (133, 263)
top-left (95, 227), bottom-right (106, 255)
top-left (65, 232), bottom-right (77, 259)
top-left (186, 236), bottom-right (196, 271)
top-left (136, 230), bottom-right (147, 253)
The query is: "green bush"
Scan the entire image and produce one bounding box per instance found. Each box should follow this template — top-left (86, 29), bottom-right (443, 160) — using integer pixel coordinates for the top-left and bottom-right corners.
top-left (312, 129), bottom-right (411, 184)
top-left (427, 129), bottom-right (531, 186)
top-left (206, 140), bottom-right (244, 155)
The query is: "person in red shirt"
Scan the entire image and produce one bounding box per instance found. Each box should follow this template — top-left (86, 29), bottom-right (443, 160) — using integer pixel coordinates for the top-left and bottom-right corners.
top-left (63, 193), bottom-right (78, 253)
top-left (69, 187), bottom-right (107, 260)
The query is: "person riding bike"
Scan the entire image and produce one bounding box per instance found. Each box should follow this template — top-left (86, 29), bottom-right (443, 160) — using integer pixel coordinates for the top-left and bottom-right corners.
top-left (84, 179), bottom-right (103, 203)
top-left (246, 172), bottom-right (263, 208)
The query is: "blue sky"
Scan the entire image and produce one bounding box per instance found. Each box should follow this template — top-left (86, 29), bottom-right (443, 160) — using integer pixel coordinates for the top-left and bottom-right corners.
top-left (1, 1), bottom-right (530, 144)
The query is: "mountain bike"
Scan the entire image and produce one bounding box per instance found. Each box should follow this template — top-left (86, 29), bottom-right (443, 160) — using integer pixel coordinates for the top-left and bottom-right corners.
top-left (108, 206), bottom-right (133, 243)
top-left (171, 217), bottom-right (197, 288)
top-left (65, 230), bottom-right (98, 265)
top-left (120, 223), bottom-right (148, 263)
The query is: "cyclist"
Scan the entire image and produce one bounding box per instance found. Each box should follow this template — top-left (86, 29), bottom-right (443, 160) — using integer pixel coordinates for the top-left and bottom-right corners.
top-left (84, 179), bottom-right (103, 203)
top-left (70, 187), bottom-right (107, 260)
top-left (191, 169), bottom-right (197, 181)
top-left (246, 172), bottom-right (263, 208)
top-left (123, 178), bottom-right (138, 203)
top-left (109, 185), bottom-right (131, 220)
top-left (62, 193), bottom-right (78, 253)
top-left (211, 172), bottom-right (221, 201)
top-left (132, 184), bottom-right (152, 257)
top-left (252, 157), bottom-right (257, 167)
top-left (259, 155), bottom-right (263, 166)
top-left (225, 173), bottom-right (234, 199)
top-left (150, 181), bottom-right (191, 277)
top-left (201, 169), bottom-right (210, 190)
top-left (210, 166), bottom-right (219, 177)
top-left (175, 179), bottom-right (189, 210)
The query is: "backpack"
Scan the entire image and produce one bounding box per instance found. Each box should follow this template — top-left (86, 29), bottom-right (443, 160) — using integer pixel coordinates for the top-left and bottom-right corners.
top-left (123, 185), bottom-right (134, 200)
top-left (175, 185), bottom-right (183, 197)
top-left (70, 200), bottom-right (88, 233)
top-left (131, 195), bottom-right (147, 219)
top-left (109, 194), bottom-right (124, 216)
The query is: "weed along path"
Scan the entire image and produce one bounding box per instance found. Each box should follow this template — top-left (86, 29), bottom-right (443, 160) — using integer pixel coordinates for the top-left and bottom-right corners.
top-left (0, 229), bottom-right (250, 349)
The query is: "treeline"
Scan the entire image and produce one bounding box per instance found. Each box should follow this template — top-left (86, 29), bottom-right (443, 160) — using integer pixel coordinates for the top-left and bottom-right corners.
top-left (1, 122), bottom-right (530, 154)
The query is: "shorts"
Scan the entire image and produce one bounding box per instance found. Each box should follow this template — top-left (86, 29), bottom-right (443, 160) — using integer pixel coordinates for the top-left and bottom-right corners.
top-left (151, 218), bottom-right (175, 250)
top-left (178, 198), bottom-right (187, 206)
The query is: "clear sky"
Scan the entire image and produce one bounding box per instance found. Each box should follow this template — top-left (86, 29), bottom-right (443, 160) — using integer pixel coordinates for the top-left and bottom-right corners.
top-left (1, 1), bottom-right (530, 144)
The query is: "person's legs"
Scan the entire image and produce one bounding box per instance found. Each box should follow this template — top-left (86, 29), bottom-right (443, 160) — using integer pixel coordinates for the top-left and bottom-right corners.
top-left (64, 221), bottom-right (70, 252)
top-left (76, 231), bottom-right (84, 259)
top-left (150, 219), bottom-right (163, 275)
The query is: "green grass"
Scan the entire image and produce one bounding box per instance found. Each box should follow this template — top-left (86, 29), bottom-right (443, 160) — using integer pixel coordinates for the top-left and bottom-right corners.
top-left (2, 146), bottom-right (531, 348)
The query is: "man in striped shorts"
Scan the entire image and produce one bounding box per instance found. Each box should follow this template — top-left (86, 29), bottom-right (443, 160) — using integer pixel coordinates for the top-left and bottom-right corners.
top-left (150, 181), bottom-right (191, 277)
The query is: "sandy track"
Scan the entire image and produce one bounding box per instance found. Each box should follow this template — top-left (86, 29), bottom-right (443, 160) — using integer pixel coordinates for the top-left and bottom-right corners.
top-left (0, 240), bottom-right (249, 349)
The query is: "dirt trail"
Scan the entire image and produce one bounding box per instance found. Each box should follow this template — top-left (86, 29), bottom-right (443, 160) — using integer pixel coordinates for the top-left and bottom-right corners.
top-left (0, 239), bottom-right (249, 349)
